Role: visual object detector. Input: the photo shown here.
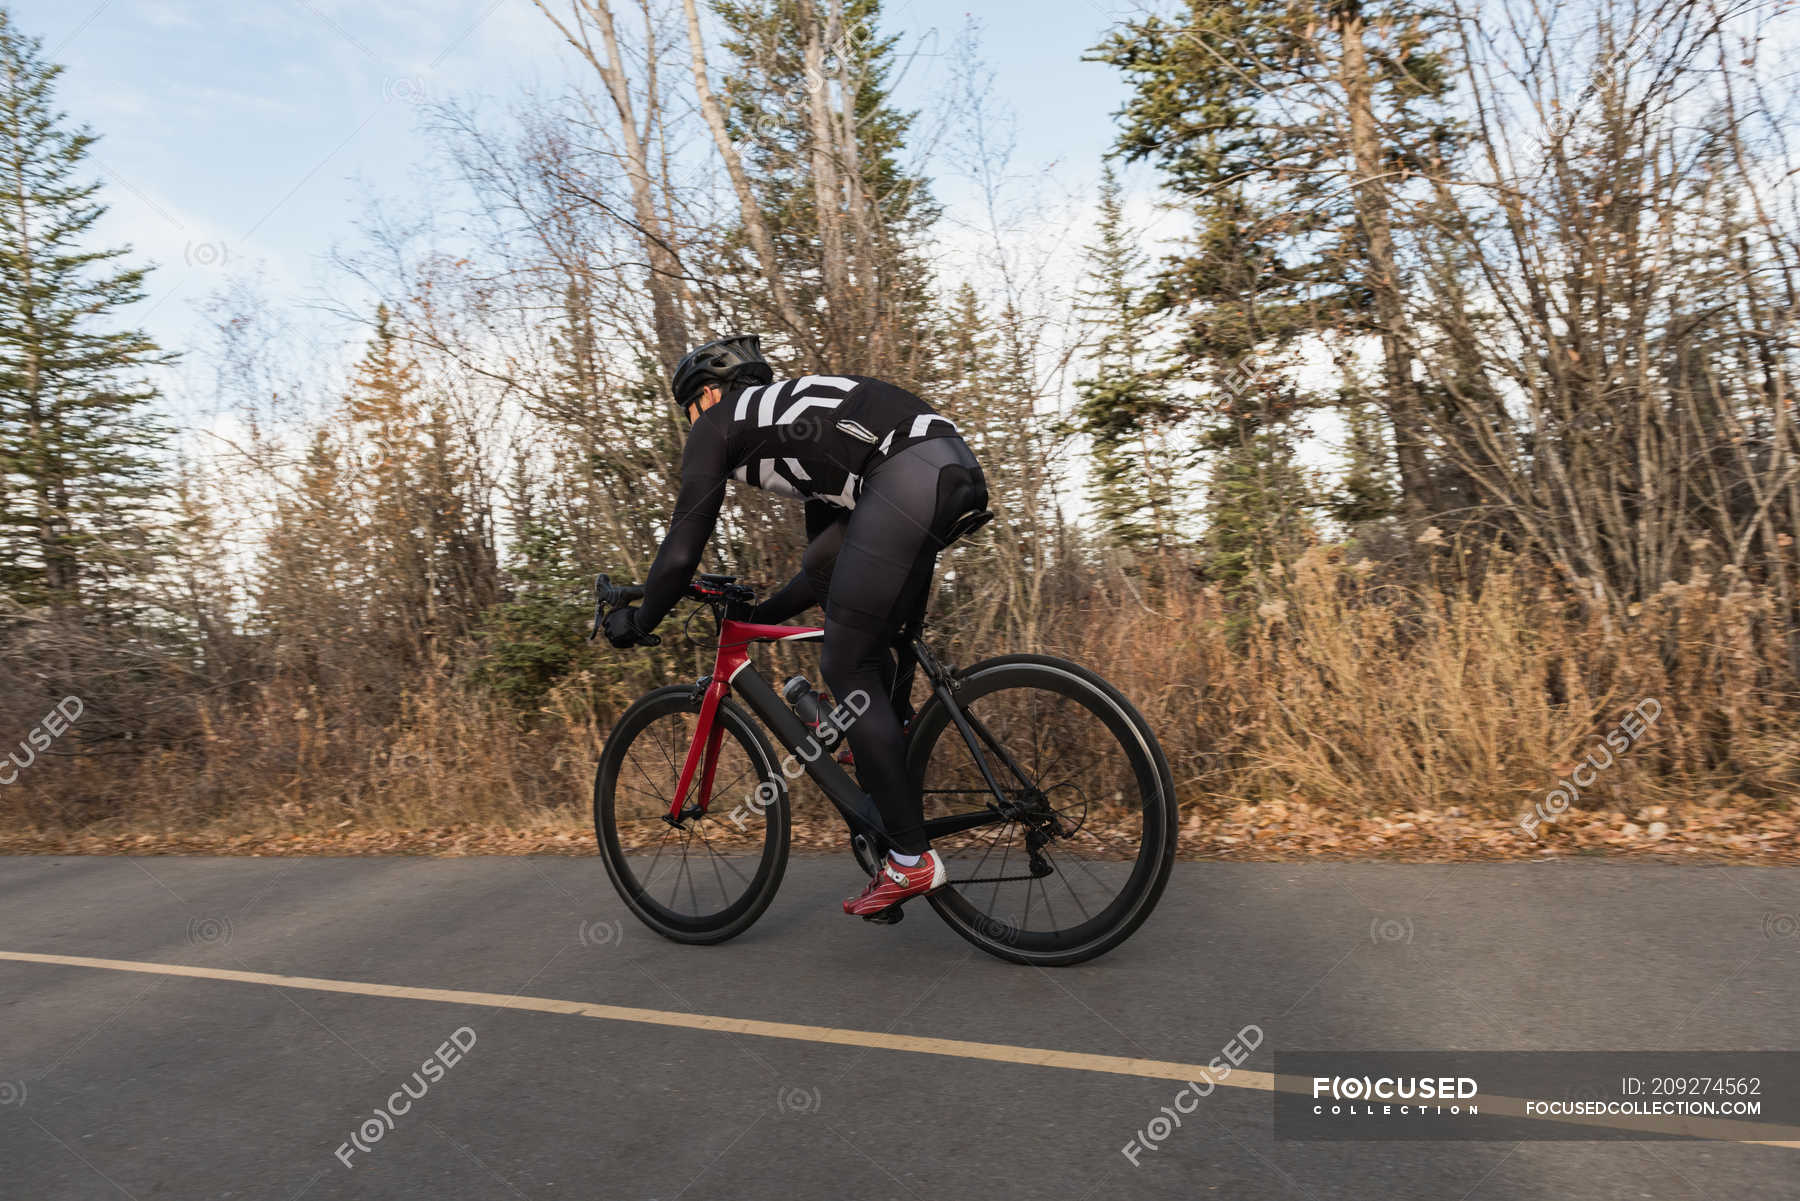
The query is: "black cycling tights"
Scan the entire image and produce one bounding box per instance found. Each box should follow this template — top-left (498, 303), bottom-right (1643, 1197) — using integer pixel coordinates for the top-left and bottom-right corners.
top-left (819, 437), bottom-right (987, 855)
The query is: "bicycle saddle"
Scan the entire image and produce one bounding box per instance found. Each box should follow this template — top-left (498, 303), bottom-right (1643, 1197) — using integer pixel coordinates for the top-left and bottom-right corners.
top-left (943, 508), bottom-right (994, 545)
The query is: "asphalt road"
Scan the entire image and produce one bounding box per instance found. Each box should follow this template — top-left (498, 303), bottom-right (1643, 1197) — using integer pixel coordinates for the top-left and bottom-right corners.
top-left (2, 855), bottom-right (1797, 1200)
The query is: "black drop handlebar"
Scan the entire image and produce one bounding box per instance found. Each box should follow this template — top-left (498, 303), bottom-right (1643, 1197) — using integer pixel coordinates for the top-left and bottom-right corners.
top-left (589, 572), bottom-right (758, 645)
top-left (590, 574), bottom-right (657, 645)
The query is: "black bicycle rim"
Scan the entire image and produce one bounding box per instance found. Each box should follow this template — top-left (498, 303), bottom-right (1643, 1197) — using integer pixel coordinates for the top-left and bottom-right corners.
top-left (596, 689), bottom-right (789, 940)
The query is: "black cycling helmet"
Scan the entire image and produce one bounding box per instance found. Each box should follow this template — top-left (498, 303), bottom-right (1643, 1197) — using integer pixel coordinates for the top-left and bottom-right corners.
top-left (670, 334), bottom-right (773, 409)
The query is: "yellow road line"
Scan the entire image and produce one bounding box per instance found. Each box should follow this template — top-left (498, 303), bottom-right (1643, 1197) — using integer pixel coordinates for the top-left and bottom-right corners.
top-left (3, 950), bottom-right (1796, 1148)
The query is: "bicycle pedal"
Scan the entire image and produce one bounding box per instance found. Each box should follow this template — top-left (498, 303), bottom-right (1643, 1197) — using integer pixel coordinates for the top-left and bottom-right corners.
top-left (861, 904), bottom-right (905, 926)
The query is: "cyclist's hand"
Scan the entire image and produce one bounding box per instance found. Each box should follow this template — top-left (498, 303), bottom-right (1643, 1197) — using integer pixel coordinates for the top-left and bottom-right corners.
top-left (603, 605), bottom-right (651, 648)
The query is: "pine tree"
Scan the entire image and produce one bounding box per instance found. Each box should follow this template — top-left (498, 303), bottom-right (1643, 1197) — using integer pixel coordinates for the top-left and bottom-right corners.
top-left (329, 305), bottom-right (495, 668)
top-left (0, 11), bottom-right (171, 615)
top-left (1329, 396), bottom-right (1398, 527)
top-left (1070, 164), bottom-right (1184, 550)
top-left (475, 502), bottom-right (593, 708)
top-left (935, 282), bottom-right (1043, 550)
top-left (711, 0), bottom-right (939, 381)
top-left (1091, 0), bottom-right (1462, 520)
top-left (258, 430), bottom-right (360, 680)
top-left (1201, 421), bottom-right (1317, 592)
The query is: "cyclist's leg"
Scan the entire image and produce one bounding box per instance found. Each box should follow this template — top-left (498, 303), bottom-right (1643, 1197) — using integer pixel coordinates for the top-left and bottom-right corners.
top-left (883, 437), bottom-right (985, 726)
top-left (884, 558), bottom-right (934, 725)
top-left (820, 437), bottom-right (984, 856)
top-left (821, 557), bottom-right (938, 854)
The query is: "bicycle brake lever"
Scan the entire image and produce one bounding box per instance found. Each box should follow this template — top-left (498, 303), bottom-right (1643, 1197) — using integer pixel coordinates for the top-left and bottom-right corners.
top-left (590, 574), bottom-right (662, 647)
top-left (589, 574), bottom-right (609, 641)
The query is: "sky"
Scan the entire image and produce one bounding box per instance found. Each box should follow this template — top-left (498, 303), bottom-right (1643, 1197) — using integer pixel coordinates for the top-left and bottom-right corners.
top-left (10, 0), bottom-right (1152, 425)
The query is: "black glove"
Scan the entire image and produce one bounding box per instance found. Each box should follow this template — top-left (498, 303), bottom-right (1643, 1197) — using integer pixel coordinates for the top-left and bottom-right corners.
top-left (602, 605), bottom-right (650, 648)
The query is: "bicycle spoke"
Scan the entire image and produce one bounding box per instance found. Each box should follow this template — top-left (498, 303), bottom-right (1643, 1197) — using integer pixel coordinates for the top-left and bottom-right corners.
top-left (693, 822), bottom-right (753, 888)
top-left (639, 823), bottom-right (676, 888)
top-left (958, 813), bottom-right (1012, 879)
top-left (1044, 846), bottom-right (1108, 911)
top-left (1036, 868), bottom-right (1062, 933)
top-left (629, 754), bottom-right (670, 810)
top-left (908, 660), bottom-right (1173, 962)
top-left (708, 762), bottom-right (757, 809)
top-left (601, 697), bottom-right (786, 936)
top-left (682, 843), bottom-right (701, 916)
top-left (656, 721), bottom-right (681, 777)
top-left (705, 844), bottom-right (727, 909)
top-left (989, 824), bottom-right (1017, 914)
top-left (1043, 845), bottom-right (1099, 921)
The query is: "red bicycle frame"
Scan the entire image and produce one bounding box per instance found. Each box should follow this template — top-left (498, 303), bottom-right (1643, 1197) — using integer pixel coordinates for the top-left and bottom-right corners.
top-left (664, 620), bottom-right (826, 823)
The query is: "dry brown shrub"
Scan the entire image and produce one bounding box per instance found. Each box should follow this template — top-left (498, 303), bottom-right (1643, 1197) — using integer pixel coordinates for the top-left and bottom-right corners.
top-left (3, 550), bottom-right (1795, 840)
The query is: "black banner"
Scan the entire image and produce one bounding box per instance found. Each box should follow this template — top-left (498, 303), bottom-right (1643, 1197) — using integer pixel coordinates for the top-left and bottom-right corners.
top-left (1273, 1051), bottom-right (1800, 1141)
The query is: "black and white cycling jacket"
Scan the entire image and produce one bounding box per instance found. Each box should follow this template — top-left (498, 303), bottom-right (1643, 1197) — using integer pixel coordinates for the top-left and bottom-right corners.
top-left (636, 374), bottom-right (960, 627)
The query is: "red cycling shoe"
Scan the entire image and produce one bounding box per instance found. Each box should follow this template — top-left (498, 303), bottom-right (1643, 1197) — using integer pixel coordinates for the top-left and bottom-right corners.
top-left (843, 850), bottom-right (947, 916)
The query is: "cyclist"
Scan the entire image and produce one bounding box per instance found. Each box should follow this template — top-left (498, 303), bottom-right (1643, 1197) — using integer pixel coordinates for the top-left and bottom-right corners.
top-left (601, 335), bottom-right (990, 917)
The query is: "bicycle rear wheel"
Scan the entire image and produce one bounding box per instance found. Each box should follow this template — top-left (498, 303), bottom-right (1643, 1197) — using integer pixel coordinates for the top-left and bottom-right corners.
top-left (595, 686), bottom-right (789, 944)
top-left (906, 654), bottom-right (1176, 966)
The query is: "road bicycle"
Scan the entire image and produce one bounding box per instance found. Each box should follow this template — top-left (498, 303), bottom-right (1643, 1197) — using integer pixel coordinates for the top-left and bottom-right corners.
top-left (589, 571), bottom-right (1177, 966)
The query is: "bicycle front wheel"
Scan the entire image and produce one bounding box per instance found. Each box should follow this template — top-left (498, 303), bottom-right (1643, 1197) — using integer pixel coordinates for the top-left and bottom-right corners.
top-left (595, 686), bottom-right (790, 944)
top-left (906, 654), bottom-right (1177, 966)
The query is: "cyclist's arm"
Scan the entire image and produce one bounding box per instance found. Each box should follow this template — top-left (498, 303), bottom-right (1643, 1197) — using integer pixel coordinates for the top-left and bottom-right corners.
top-left (637, 419), bottom-right (729, 629)
top-left (750, 502), bottom-right (843, 623)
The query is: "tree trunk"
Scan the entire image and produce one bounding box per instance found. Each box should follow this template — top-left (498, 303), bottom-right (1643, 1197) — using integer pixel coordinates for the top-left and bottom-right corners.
top-left (1335, 0), bottom-right (1434, 519)
top-left (533, 0), bottom-right (691, 371)
top-left (800, 1), bottom-right (851, 362)
top-left (677, 0), bottom-right (809, 347)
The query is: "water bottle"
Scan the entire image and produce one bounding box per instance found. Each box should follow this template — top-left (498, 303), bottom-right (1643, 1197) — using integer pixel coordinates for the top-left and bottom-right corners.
top-left (782, 675), bottom-right (839, 745)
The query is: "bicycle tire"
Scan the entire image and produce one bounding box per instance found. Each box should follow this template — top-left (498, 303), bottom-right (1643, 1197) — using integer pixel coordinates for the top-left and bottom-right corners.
top-left (595, 686), bottom-right (790, 944)
top-left (906, 654), bottom-right (1177, 966)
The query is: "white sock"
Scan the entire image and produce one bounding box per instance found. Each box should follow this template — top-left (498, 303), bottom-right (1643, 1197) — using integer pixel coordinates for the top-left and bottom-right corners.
top-left (889, 851), bottom-right (922, 867)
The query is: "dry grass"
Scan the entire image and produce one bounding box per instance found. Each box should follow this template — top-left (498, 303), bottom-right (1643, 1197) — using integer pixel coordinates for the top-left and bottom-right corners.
top-left (4, 550), bottom-right (1796, 852)
top-left (1023, 548), bottom-right (1798, 822)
